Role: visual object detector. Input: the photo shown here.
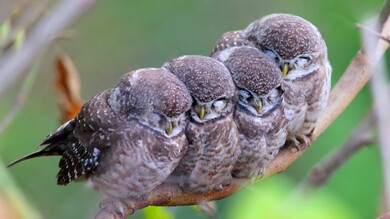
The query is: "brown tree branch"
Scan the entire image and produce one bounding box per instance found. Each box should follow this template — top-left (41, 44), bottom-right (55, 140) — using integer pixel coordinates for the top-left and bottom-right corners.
top-left (108, 1), bottom-right (390, 218)
top-left (303, 109), bottom-right (376, 188)
top-left (0, 0), bottom-right (95, 98)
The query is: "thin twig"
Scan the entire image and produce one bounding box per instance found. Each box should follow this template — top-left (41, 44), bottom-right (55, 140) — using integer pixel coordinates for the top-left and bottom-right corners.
top-left (303, 109), bottom-right (376, 188)
top-left (314, 0), bottom-right (390, 138)
top-left (368, 21), bottom-right (390, 212)
top-left (0, 0), bottom-right (95, 98)
top-left (0, 4), bottom-right (43, 135)
top-left (0, 1), bottom-right (47, 51)
top-left (357, 23), bottom-right (390, 44)
top-left (0, 65), bottom-right (37, 134)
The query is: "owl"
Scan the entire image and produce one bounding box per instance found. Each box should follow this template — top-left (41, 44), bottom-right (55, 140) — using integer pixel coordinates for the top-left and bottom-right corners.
top-left (163, 55), bottom-right (240, 193)
top-left (211, 30), bottom-right (254, 55)
top-left (8, 68), bottom-right (192, 217)
top-left (213, 46), bottom-right (287, 179)
top-left (245, 13), bottom-right (331, 148)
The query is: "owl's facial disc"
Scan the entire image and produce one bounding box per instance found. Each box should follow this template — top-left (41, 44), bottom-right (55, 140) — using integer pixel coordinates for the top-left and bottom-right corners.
top-left (238, 89), bottom-right (263, 115)
top-left (191, 98), bottom-right (229, 122)
top-left (261, 86), bottom-right (283, 112)
top-left (168, 113), bottom-right (188, 136)
top-left (262, 48), bottom-right (315, 78)
top-left (144, 112), bottom-right (185, 137)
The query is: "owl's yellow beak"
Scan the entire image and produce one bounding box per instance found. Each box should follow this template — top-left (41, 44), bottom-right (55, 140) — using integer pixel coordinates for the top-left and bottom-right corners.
top-left (256, 101), bottom-right (262, 114)
top-left (166, 122), bottom-right (173, 135)
top-left (282, 63), bottom-right (289, 77)
top-left (199, 106), bottom-right (206, 120)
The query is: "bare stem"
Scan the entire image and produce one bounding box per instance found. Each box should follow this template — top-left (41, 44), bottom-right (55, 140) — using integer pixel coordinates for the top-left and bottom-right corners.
top-left (0, 65), bottom-right (37, 134)
top-left (314, 0), bottom-right (390, 138)
top-left (304, 109), bottom-right (377, 188)
top-left (0, 0), bottom-right (95, 98)
top-left (357, 23), bottom-right (390, 44)
top-left (370, 31), bottom-right (390, 213)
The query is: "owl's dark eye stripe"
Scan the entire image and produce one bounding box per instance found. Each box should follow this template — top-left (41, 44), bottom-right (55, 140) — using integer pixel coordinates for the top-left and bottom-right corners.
top-left (300, 56), bottom-right (311, 60)
top-left (216, 97), bottom-right (227, 102)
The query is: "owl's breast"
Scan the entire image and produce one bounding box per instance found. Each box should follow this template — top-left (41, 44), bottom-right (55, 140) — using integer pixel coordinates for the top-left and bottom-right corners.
top-left (89, 121), bottom-right (186, 199)
top-left (234, 107), bottom-right (269, 139)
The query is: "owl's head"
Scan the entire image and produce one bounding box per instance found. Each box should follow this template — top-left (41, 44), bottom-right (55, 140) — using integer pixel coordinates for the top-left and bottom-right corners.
top-left (108, 68), bottom-right (192, 137)
top-left (214, 46), bottom-right (283, 116)
top-left (245, 13), bottom-right (327, 79)
top-left (164, 55), bottom-right (236, 123)
top-left (211, 30), bottom-right (254, 55)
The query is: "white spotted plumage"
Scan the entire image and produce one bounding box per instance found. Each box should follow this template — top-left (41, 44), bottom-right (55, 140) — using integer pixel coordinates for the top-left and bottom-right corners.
top-left (164, 55), bottom-right (241, 193)
top-left (214, 45), bottom-right (288, 179)
top-left (245, 13), bottom-right (331, 148)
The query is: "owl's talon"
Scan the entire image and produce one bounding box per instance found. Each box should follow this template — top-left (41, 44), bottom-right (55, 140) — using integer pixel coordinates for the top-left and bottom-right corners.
top-left (197, 201), bottom-right (218, 219)
top-left (97, 199), bottom-right (134, 219)
top-left (214, 184), bottom-right (223, 190)
top-left (248, 167), bottom-right (265, 182)
top-left (287, 134), bottom-right (311, 152)
top-left (258, 168), bottom-right (265, 179)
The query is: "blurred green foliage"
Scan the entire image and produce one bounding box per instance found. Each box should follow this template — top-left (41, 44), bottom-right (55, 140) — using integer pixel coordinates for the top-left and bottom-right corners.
top-left (0, 0), bottom-right (385, 218)
top-left (144, 207), bottom-right (173, 219)
top-left (227, 177), bottom-right (358, 219)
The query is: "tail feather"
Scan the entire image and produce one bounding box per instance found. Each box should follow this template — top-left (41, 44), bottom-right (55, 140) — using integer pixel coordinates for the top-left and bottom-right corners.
top-left (8, 118), bottom-right (102, 186)
top-left (7, 119), bottom-right (76, 168)
top-left (7, 143), bottom-right (65, 168)
top-left (57, 141), bottom-right (101, 185)
top-left (41, 119), bottom-right (76, 145)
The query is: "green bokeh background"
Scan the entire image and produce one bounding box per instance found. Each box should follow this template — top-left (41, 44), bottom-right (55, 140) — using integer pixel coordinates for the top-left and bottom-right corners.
top-left (0, 0), bottom-right (385, 218)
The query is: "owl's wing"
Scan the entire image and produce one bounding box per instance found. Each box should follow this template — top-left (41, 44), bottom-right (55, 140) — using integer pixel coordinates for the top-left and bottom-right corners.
top-left (56, 136), bottom-right (102, 185)
top-left (6, 115), bottom-right (98, 186)
top-left (8, 90), bottom-right (118, 185)
top-left (56, 90), bottom-right (123, 185)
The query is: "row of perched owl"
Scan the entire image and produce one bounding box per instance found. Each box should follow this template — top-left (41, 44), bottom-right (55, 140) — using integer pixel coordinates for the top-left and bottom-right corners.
top-left (8, 14), bottom-right (331, 217)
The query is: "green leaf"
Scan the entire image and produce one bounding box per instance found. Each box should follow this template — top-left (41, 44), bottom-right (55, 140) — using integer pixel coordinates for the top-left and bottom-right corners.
top-left (0, 159), bottom-right (42, 219)
top-left (0, 20), bottom-right (10, 40)
top-left (144, 206), bottom-right (173, 219)
top-left (14, 29), bottom-right (25, 50)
